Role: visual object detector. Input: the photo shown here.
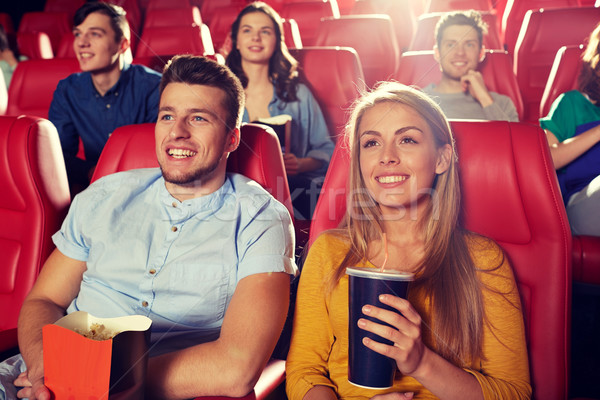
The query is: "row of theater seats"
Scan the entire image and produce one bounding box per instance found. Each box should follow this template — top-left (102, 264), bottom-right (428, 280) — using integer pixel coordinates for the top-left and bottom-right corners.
top-left (4, 1), bottom-right (600, 122)
top-left (2, 112), bottom-right (598, 399)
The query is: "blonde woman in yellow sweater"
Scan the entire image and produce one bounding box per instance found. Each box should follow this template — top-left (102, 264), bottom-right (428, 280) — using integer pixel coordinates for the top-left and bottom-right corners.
top-left (285, 82), bottom-right (531, 400)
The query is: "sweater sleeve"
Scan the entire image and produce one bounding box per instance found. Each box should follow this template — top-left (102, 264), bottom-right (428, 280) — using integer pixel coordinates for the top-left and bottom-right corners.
top-left (482, 93), bottom-right (519, 122)
top-left (285, 234), bottom-right (340, 400)
top-left (464, 236), bottom-right (532, 399)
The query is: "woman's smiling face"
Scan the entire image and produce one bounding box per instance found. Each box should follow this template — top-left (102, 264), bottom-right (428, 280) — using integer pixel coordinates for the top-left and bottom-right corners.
top-left (358, 101), bottom-right (451, 217)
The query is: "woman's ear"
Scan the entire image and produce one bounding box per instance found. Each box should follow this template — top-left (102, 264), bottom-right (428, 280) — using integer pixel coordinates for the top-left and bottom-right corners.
top-left (435, 144), bottom-right (453, 174)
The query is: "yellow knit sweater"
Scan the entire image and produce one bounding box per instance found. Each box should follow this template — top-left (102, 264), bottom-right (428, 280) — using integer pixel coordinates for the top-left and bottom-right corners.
top-left (286, 232), bottom-right (531, 400)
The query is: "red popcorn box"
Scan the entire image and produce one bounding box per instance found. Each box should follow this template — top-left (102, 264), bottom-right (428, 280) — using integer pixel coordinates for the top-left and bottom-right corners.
top-left (42, 311), bottom-right (152, 400)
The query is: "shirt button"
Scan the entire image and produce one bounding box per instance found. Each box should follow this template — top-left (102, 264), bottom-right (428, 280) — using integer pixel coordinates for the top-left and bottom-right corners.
top-left (171, 226), bottom-right (178, 232)
top-left (106, 104), bottom-right (111, 109)
top-left (172, 202), bottom-right (177, 208)
top-left (115, 92), bottom-right (119, 96)
top-left (142, 301), bottom-right (149, 307)
top-left (149, 269), bottom-right (156, 275)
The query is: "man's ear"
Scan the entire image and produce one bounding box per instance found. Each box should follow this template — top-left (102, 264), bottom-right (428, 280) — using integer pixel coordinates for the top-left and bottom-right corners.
top-left (119, 37), bottom-right (131, 53)
top-left (226, 128), bottom-right (240, 153)
top-left (479, 45), bottom-right (486, 63)
top-left (435, 144), bottom-right (453, 175)
top-left (433, 45), bottom-right (441, 63)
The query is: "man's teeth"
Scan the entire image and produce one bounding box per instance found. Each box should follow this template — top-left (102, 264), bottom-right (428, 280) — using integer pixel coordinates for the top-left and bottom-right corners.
top-left (377, 176), bottom-right (407, 184)
top-left (80, 53), bottom-right (92, 59)
top-left (168, 149), bottom-right (197, 158)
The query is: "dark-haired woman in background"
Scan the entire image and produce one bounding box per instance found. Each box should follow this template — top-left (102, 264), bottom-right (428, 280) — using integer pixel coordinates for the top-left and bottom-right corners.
top-left (226, 1), bottom-right (334, 220)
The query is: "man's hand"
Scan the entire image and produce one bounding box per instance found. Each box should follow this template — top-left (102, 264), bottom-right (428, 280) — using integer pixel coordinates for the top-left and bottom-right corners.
top-left (14, 371), bottom-right (51, 400)
top-left (460, 70), bottom-right (494, 108)
top-left (283, 153), bottom-right (300, 176)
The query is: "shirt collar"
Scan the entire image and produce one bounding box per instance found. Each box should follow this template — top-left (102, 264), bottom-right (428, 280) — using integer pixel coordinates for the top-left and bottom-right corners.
top-left (158, 174), bottom-right (233, 217)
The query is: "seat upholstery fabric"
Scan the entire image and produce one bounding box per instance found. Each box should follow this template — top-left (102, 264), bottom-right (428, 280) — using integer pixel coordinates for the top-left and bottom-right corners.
top-left (0, 115), bottom-right (70, 351)
top-left (290, 47), bottom-right (366, 141)
top-left (6, 58), bottom-right (81, 118)
top-left (513, 6), bottom-right (600, 122)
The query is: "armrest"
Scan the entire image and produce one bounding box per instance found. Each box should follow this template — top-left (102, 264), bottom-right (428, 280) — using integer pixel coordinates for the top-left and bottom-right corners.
top-left (572, 235), bottom-right (600, 285)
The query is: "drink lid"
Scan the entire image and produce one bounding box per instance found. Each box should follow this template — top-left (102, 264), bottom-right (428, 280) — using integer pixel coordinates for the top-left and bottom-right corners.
top-left (346, 266), bottom-right (414, 281)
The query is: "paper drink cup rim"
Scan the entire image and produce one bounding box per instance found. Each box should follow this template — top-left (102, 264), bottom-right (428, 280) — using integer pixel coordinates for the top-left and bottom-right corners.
top-left (346, 266), bottom-right (414, 281)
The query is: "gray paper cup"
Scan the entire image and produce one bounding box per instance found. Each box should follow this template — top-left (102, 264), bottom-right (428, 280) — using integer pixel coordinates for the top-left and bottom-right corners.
top-left (346, 267), bottom-right (414, 389)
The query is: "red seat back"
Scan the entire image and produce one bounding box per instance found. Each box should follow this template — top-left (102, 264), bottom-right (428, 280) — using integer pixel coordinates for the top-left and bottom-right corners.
top-left (6, 58), bottom-right (81, 118)
top-left (315, 15), bottom-right (399, 88)
top-left (310, 120), bottom-right (571, 400)
top-left (513, 7), bottom-right (600, 122)
top-left (0, 115), bottom-right (71, 333)
top-left (280, 1), bottom-right (340, 46)
top-left (205, 4), bottom-right (245, 54)
top-left (501, 0), bottom-right (581, 55)
top-left (91, 122), bottom-right (294, 219)
top-left (17, 11), bottom-right (72, 54)
top-left (143, 6), bottom-right (203, 31)
top-left (350, 0), bottom-right (417, 53)
top-left (283, 18), bottom-right (303, 49)
top-left (290, 46), bottom-right (366, 140)
top-left (135, 25), bottom-right (215, 58)
top-left (394, 49), bottom-right (524, 120)
top-left (16, 31), bottom-right (54, 60)
top-left (410, 11), bottom-right (503, 51)
top-left (43, 0), bottom-right (84, 21)
top-left (539, 44), bottom-right (584, 119)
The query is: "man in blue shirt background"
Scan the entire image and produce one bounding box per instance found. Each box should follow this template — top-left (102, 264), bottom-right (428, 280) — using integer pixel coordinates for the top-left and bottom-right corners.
top-left (48, 2), bottom-right (161, 194)
top-left (0, 55), bottom-right (296, 400)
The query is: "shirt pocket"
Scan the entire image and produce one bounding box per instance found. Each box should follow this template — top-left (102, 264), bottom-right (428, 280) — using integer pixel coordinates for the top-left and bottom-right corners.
top-left (163, 263), bottom-right (230, 327)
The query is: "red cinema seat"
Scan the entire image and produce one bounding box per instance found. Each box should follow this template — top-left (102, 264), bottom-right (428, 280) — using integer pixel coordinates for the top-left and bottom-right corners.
top-left (200, 0), bottom-right (247, 24)
top-left (17, 11), bottom-right (72, 55)
top-left (146, 0), bottom-right (192, 10)
top-left (425, 0), bottom-right (493, 12)
top-left (0, 115), bottom-right (71, 353)
top-left (6, 58), bottom-right (81, 118)
top-left (513, 7), bottom-right (600, 122)
top-left (16, 31), bottom-right (54, 60)
top-left (290, 47), bottom-right (366, 140)
top-left (394, 49), bottom-right (524, 121)
top-left (501, 0), bottom-right (580, 55)
top-left (206, 4), bottom-right (245, 54)
top-left (135, 25), bottom-right (215, 58)
top-left (283, 18), bottom-right (303, 49)
top-left (44, 0), bottom-right (84, 21)
top-left (143, 6), bottom-right (203, 31)
top-left (350, 0), bottom-right (417, 53)
top-left (309, 120), bottom-right (571, 400)
top-left (280, 1), bottom-right (340, 46)
top-left (409, 11), bottom-right (503, 51)
top-left (539, 44), bottom-right (584, 119)
top-left (315, 15), bottom-right (399, 89)
top-left (0, 13), bottom-right (15, 34)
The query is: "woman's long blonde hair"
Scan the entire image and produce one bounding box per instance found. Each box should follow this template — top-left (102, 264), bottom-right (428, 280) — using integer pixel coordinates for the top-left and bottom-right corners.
top-left (330, 82), bottom-right (485, 366)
